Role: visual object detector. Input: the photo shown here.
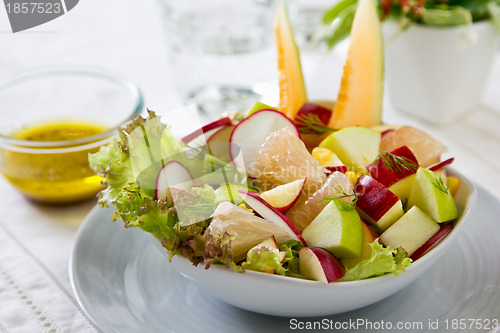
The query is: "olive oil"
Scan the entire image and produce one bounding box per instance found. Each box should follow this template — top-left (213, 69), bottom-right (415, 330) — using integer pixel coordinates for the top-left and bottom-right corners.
top-left (1, 121), bottom-right (108, 204)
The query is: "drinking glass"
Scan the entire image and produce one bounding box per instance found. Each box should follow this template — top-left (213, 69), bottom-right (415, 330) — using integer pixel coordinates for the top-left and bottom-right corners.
top-left (158, 0), bottom-right (287, 115)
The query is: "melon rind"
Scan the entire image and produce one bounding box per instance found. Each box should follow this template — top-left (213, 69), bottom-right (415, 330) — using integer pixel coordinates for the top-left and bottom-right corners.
top-left (328, 0), bottom-right (384, 129)
top-left (274, 2), bottom-right (307, 120)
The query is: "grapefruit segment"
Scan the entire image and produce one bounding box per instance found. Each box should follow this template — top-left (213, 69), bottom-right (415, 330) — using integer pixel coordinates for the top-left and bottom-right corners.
top-left (208, 202), bottom-right (301, 262)
top-left (285, 171), bottom-right (354, 232)
top-left (380, 126), bottom-right (447, 168)
top-left (328, 0), bottom-right (384, 129)
top-left (274, 2), bottom-right (307, 120)
top-left (254, 127), bottom-right (326, 194)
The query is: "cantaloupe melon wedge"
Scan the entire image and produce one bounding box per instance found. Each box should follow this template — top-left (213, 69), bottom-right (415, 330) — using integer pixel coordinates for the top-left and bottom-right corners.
top-left (328, 0), bottom-right (384, 129)
top-left (274, 2), bottom-right (307, 120)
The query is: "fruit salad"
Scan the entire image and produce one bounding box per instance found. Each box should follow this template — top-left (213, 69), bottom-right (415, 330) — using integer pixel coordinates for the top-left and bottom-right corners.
top-left (89, 0), bottom-right (461, 284)
top-left (88, 107), bottom-right (460, 283)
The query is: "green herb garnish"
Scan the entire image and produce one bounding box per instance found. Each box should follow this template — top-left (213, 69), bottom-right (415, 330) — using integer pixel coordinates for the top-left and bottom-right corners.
top-left (294, 113), bottom-right (336, 136)
top-left (432, 175), bottom-right (450, 194)
top-left (185, 143), bottom-right (211, 161)
top-left (375, 151), bottom-right (418, 173)
top-left (321, 184), bottom-right (359, 210)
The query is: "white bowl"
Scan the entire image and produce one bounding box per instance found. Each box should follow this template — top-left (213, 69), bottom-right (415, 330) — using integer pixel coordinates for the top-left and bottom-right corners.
top-left (160, 169), bottom-right (476, 317)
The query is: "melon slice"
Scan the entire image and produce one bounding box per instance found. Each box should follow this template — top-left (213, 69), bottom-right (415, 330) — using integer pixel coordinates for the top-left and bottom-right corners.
top-left (274, 2), bottom-right (307, 120)
top-left (328, 0), bottom-right (384, 129)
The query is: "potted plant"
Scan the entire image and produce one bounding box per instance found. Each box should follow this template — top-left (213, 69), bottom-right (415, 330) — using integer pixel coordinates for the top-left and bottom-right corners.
top-left (318, 0), bottom-right (500, 124)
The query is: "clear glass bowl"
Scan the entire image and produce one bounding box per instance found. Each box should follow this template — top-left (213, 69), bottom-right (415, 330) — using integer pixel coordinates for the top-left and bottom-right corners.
top-left (0, 68), bottom-right (143, 204)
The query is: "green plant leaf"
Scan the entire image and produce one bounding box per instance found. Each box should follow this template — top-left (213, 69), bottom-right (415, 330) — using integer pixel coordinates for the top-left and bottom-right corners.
top-left (487, 1), bottom-right (500, 29)
top-left (322, 0), bottom-right (357, 24)
top-left (422, 6), bottom-right (472, 26)
top-left (327, 9), bottom-right (356, 49)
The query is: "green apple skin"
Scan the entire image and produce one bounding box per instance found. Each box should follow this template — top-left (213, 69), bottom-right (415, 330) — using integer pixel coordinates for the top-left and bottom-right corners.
top-left (302, 200), bottom-right (363, 258)
top-left (389, 174), bottom-right (416, 202)
top-left (246, 102), bottom-right (278, 117)
top-left (380, 206), bottom-right (440, 256)
top-left (319, 127), bottom-right (381, 171)
top-left (407, 167), bottom-right (458, 222)
top-left (341, 221), bottom-right (378, 269)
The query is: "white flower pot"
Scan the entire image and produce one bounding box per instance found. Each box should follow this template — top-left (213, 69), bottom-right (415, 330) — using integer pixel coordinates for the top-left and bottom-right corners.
top-left (384, 21), bottom-right (500, 124)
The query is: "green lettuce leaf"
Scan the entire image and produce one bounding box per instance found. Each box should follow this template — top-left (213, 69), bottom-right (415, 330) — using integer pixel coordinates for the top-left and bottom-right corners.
top-left (173, 185), bottom-right (219, 226)
top-left (127, 111), bottom-right (184, 180)
top-left (130, 198), bottom-right (176, 240)
top-left (162, 221), bottom-right (209, 266)
top-left (203, 230), bottom-right (241, 271)
top-left (160, 213), bottom-right (237, 269)
top-left (89, 138), bottom-right (137, 207)
top-left (89, 110), bottom-right (192, 206)
top-left (279, 240), bottom-right (305, 278)
top-left (88, 110), bottom-right (262, 271)
top-left (242, 247), bottom-right (287, 275)
top-left (337, 241), bottom-right (412, 282)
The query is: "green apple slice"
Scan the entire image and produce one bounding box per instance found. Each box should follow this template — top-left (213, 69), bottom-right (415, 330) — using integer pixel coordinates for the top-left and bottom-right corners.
top-left (388, 174), bottom-right (416, 202)
top-left (407, 167), bottom-right (458, 222)
top-left (380, 206), bottom-right (440, 256)
top-left (301, 199), bottom-right (363, 258)
top-left (341, 221), bottom-right (378, 269)
top-left (246, 102), bottom-right (278, 117)
top-left (319, 127), bottom-right (381, 171)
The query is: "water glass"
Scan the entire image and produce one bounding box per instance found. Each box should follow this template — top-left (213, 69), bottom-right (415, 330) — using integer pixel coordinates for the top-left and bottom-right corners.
top-left (158, 0), bottom-right (284, 115)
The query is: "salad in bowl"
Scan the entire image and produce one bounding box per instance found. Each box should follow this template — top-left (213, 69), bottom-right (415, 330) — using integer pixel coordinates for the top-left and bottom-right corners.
top-left (88, 0), bottom-right (476, 316)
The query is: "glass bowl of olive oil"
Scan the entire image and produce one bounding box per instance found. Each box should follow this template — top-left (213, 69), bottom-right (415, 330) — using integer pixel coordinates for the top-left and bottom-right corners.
top-left (0, 68), bottom-right (143, 204)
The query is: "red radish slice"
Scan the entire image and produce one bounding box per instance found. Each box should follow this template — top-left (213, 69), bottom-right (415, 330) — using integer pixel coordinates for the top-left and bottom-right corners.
top-left (230, 110), bottom-right (299, 177)
top-left (428, 158), bottom-right (455, 172)
top-left (155, 161), bottom-right (193, 200)
top-left (238, 190), bottom-right (306, 245)
top-left (181, 117), bottom-right (232, 144)
top-left (410, 223), bottom-right (453, 261)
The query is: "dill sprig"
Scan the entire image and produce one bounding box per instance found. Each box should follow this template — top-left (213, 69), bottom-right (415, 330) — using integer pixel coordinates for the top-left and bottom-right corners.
top-left (203, 154), bottom-right (232, 173)
top-left (321, 184), bottom-right (359, 210)
top-left (375, 151), bottom-right (418, 173)
top-left (294, 113), bottom-right (336, 136)
top-left (432, 176), bottom-right (450, 194)
top-left (185, 143), bottom-right (212, 161)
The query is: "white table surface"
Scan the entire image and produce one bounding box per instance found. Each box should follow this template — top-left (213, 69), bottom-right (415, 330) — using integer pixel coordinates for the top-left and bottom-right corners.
top-left (1, 0), bottom-right (500, 332)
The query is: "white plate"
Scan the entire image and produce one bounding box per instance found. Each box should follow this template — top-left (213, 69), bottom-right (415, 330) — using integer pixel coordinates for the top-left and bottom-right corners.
top-left (70, 186), bottom-right (500, 333)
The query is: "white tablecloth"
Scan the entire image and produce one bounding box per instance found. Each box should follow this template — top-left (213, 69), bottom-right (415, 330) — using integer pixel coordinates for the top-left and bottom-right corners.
top-left (1, 0), bottom-right (500, 332)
